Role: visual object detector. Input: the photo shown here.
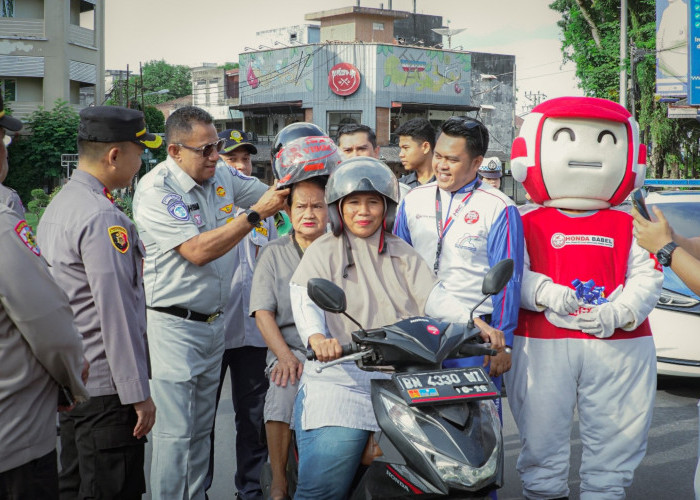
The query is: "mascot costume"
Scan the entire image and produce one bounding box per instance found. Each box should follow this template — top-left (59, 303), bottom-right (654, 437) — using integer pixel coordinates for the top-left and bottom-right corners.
top-left (506, 97), bottom-right (663, 500)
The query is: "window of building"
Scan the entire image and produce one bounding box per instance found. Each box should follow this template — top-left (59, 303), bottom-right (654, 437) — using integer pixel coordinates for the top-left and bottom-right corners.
top-left (1, 79), bottom-right (16, 101)
top-left (196, 79), bottom-right (207, 86)
top-left (327, 111), bottom-right (362, 140)
top-left (373, 22), bottom-right (384, 31)
top-left (209, 78), bottom-right (219, 84)
top-left (0, 0), bottom-right (14, 18)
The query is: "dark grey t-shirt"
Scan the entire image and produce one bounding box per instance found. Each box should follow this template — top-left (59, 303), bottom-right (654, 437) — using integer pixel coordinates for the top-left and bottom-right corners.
top-left (249, 234), bottom-right (305, 364)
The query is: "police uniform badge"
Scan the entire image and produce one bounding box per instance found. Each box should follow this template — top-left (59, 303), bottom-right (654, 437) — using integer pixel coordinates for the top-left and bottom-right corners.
top-left (14, 220), bottom-right (41, 256)
top-left (108, 225), bottom-right (129, 253)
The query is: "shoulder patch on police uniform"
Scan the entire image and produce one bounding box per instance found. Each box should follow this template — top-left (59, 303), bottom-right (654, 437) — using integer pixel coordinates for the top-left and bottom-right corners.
top-left (14, 220), bottom-right (41, 256)
top-left (161, 193), bottom-right (190, 221)
top-left (108, 226), bottom-right (129, 253)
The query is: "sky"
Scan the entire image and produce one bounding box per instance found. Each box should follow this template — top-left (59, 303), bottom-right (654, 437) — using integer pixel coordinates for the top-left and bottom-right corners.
top-left (104, 0), bottom-right (584, 114)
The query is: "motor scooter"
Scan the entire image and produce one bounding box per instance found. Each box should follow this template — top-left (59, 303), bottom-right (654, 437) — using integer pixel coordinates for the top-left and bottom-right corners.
top-left (261, 259), bottom-right (514, 499)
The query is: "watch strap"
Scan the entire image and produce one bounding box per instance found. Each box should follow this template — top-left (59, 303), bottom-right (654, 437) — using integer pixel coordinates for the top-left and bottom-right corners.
top-left (656, 241), bottom-right (678, 267)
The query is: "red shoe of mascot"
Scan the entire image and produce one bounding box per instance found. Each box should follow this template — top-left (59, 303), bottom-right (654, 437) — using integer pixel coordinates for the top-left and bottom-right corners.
top-left (505, 97), bottom-right (663, 500)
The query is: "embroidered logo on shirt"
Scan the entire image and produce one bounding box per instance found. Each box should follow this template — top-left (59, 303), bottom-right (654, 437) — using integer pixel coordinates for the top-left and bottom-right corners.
top-left (551, 233), bottom-right (614, 249)
top-left (254, 225), bottom-right (268, 236)
top-left (161, 193), bottom-right (190, 221)
top-left (464, 211), bottom-right (480, 224)
top-left (108, 226), bottom-right (129, 253)
top-left (219, 204), bottom-right (234, 214)
top-left (168, 202), bottom-right (189, 221)
top-left (14, 220), bottom-right (41, 256)
top-left (193, 213), bottom-right (204, 226)
top-left (454, 234), bottom-right (479, 253)
top-left (216, 186), bottom-right (226, 197)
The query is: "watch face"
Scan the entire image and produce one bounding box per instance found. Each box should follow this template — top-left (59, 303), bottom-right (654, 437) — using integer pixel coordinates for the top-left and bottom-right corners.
top-left (246, 210), bottom-right (261, 225)
top-left (656, 250), bottom-right (671, 266)
top-left (656, 242), bottom-right (676, 267)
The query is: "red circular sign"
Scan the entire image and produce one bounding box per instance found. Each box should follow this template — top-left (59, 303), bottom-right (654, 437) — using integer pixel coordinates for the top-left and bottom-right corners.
top-left (328, 62), bottom-right (361, 96)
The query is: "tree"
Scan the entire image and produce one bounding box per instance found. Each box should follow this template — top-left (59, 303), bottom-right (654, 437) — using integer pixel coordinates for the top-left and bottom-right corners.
top-left (5, 100), bottom-right (79, 201)
top-left (549, 0), bottom-right (700, 179)
top-left (105, 60), bottom-right (192, 108)
top-left (144, 105), bottom-right (165, 133)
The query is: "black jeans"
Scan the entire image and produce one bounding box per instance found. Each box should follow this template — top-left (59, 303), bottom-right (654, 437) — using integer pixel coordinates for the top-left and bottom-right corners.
top-left (0, 449), bottom-right (58, 500)
top-left (59, 395), bottom-right (146, 500)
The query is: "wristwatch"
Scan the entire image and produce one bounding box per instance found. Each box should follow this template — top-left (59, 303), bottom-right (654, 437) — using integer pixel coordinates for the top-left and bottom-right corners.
top-left (244, 209), bottom-right (261, 226)
top-left (656, 241), bottom-right (678, 267)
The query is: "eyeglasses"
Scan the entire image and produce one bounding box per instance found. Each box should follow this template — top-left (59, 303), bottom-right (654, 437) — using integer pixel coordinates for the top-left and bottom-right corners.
top-left (177, 139), bottom-right (225, 158)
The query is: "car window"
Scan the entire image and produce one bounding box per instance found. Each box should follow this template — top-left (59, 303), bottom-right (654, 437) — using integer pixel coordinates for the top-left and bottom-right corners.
top-left (648, 202), bottom-right (700, 239)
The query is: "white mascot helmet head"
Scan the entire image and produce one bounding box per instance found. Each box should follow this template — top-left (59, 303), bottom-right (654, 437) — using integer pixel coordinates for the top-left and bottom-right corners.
top-left (510, 96), bottom-right (646, 210)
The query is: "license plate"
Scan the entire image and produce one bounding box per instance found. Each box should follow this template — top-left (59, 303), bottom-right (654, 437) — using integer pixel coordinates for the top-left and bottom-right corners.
top-left (393, 366), bottom-right (499, 406)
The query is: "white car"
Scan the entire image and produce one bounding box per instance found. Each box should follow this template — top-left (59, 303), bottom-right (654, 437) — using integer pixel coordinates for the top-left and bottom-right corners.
top-left (644, 190), bottom-right (700, 377)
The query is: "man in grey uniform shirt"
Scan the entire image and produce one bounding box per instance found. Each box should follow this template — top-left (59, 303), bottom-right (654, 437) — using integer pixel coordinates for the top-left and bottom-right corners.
top-left (38, 106), bottom-right (158, 499)
top-left (0, 95), bottom-right (26, 217)
top-left (133, 106), bottom-right (288, 499)
top-left (0, 204), bottom-right (88, 500)
top-left (205, 129), bottom-right (277, 500)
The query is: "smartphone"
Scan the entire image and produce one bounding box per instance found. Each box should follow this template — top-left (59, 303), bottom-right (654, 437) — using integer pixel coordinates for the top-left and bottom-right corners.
top-left (631, 189), bottom-right (651, 220)
top-left (58, 386), bottom-right (74, 408)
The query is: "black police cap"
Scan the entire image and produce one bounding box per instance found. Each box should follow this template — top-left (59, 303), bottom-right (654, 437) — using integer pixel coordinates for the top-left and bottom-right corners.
top-left (78, 106), bottom-right (162, 148)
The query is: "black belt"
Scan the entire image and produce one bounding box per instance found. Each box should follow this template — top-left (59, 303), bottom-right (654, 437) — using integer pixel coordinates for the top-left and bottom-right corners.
top-left (148, 306), bottom-right (223, 323)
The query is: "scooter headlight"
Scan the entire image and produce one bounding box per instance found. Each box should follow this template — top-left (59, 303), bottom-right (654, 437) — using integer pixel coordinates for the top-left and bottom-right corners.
top-left (380, 394), bottom-right (502, 489)
top-left (380, 392), bottom-right (432, 448)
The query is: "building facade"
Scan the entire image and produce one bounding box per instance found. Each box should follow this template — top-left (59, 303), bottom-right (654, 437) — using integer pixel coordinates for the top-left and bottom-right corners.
top-left (0, 0), bottom-right (104, 122)
top-left (191, 64), bottom-right (243, 131)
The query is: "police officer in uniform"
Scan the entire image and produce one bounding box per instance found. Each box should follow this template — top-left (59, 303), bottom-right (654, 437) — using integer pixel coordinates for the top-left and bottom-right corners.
top-left (205, 128), bottom-right (277, 499)
top-left (37, 106), bottom-right (158, 499)
top-left (133, 106), bottom-right (288, 499)
top-left (0, 204), bottom-right (88, 500)
top-left (0, 95), bottom-right (26, 216)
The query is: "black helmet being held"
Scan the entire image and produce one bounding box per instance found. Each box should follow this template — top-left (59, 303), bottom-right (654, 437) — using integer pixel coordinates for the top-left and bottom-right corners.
top-left (271, 122), bottom-right (326, 163)
top-left (325, 156), bottom-right (400, 236)
top-left (273, 135), bottom-right (342, 189)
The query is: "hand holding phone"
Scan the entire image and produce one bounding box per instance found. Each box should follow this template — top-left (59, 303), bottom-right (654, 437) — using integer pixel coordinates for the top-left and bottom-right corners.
top-left (631, 189), bottom-right (650, 221)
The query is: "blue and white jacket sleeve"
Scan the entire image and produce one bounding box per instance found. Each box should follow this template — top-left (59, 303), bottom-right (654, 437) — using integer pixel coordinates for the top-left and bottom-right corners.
top-left (393, 198), bottom-right (412, 245)
top-left (486, 206), bottom-right (524, 347)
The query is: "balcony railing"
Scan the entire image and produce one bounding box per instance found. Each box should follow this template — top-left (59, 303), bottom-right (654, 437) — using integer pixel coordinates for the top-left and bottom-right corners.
top-left (0, 18), bottom-right (45, 39)
top-left (68, 25), bottom-right (95, 47)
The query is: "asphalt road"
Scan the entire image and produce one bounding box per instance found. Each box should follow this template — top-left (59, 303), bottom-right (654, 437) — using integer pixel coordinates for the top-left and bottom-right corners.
top-left (142, 373), bottom-right (699, 500)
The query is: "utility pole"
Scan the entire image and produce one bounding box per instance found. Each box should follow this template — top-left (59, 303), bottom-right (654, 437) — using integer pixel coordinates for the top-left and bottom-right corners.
top-left (140, 62), bottom-right (145, 111)
top-left (629, 43), bottom-right (655, 120)
top-left (620, 0), bottom-right (628, 109)
top-left (125, 64), bottom-right (130, 108)
top-left (523, 90), bottom-right (547, 113)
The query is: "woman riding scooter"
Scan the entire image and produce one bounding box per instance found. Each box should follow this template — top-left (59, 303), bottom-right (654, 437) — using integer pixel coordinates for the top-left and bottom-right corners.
top-left (289, 157), bottom-right (504, 499)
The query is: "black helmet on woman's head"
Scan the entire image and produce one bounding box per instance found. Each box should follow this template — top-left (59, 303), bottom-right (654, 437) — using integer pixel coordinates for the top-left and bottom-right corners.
top-left (325, 157), bottom-right (400, 236)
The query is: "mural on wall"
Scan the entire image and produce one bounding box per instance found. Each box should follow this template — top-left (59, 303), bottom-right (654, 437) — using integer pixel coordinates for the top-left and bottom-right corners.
top-left (377, 44), bottom-right (471, 95)
top-left (240, 46), bottom-right (315, 95)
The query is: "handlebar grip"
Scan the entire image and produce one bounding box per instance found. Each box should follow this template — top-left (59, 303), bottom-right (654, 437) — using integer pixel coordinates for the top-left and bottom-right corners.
top-left (306, 342), bottom-right (357, 361)
top-left (458, 344), bottom-right (498, 357)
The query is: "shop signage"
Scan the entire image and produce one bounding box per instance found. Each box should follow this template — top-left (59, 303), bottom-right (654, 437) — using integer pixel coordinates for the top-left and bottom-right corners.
top-left (328, 62), bottom-right (361, 96)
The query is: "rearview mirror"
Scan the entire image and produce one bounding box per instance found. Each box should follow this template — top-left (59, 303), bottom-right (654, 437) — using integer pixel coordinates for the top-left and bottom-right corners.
top-left (307, 278), bottom-right (347, 314)
top-left (482, 259), bottom-right (514, 296)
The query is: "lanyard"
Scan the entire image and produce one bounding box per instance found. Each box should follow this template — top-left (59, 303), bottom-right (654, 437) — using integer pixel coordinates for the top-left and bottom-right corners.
top-left (433, 180), bottom-right (480, 273)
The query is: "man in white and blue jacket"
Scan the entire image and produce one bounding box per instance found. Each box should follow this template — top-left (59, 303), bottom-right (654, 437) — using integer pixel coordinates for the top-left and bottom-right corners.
top-left (394, 117), bottom-right (524, 416)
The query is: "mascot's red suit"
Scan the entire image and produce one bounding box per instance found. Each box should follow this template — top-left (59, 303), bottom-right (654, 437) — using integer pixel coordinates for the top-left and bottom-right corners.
top-left (505, 97), bottom-right (663, 500)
